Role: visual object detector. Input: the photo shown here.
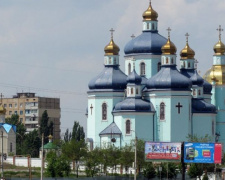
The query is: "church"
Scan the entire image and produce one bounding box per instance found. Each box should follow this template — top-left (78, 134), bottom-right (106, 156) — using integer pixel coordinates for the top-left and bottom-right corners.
top-left (86, 2), bottom-right (225, 149)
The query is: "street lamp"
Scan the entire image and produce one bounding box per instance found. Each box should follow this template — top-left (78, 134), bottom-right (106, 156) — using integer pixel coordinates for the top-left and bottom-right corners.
top-left (131, 130), bottom-right (137, 180)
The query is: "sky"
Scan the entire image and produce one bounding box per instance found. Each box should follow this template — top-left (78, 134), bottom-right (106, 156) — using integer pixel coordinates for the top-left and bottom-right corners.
top-left (0, 0), bottom-right (224, 137)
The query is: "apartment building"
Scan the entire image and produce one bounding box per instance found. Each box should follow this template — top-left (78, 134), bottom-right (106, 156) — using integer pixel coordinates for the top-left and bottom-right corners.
top-left (2, 92), bottom-right (61, 140)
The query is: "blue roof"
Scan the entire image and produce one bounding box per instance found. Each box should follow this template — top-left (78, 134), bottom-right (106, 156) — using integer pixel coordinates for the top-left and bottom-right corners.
top-left (190, 70), bottom-right (204, 86)
top-left (192, 99), bottom-right (216, 113)
top-left (113, 98), bottom-right (154, 112)
top-left (180, 69), bottom-right (212, 94)
top-left (127, 70), bottom-right (142, 84)
top-left (0, 123), bottom-right (16, 133)
top-left (141, 76), bottom-right (148, 86)
top-left (99, 122), bottom-right (122, 135)
top-left (124, 31), bottom-right (167, 55)
top-left (88, 66), bottom-right (127, 90)
top-left (146, 65), bottom-right (192, 90)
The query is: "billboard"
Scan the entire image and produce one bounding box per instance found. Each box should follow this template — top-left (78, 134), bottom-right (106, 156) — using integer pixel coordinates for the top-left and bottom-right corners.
top-left (145, 142), bottom-right (182, 162)
top-left (184, 142), bottom-right (222, 164)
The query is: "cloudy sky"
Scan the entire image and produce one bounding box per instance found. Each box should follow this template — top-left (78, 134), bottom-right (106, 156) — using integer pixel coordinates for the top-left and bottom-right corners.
top-left (0, 0), bottom-right (224, 136)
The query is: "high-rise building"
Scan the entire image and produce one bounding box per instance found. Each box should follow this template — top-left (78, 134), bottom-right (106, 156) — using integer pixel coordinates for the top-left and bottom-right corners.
top-left (2, 92), bottom-right (61, 140)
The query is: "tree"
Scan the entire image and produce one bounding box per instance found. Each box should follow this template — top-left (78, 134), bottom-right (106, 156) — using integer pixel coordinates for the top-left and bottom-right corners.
top-left (45, 151), bottom-right (71, 177)
top-left (156, 163), bottom-right (177, 179)
top-left (188, 163), bottom-right (202, 178)
top-left (64, 128), bottom-right (71, 142)
top-left (187, 134), bottom-right (212, 143)
top-left (5, 114), bottom-right (26, 155)
top-left (40, 110), bottom-right (53, 144)
top-left (107, 145), bottom-right (121, 175)
top-left (71, 121), bottom-right (85, 141)
top-left (143, 163), bottom-right (156, 179)
top-left (22, 129), bottom-right (41, 157)
top-left (120, 144), bottom-right (134, 175)
top-left (136, 139), bottom-right (147, 174)
top-left (85, 147), bottom-right (101, 177)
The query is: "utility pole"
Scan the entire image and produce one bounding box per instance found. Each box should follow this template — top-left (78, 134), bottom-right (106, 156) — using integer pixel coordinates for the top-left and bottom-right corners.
top-left (41, 133), bottom-right (44, 180)
top-left (1, 131), bottom-right (3, 178)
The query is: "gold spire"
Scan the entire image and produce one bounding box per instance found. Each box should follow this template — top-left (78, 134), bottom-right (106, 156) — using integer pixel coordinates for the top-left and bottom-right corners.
top-left (180, 33), bottom-right (195, 59)
top-left (142, 0), bottom-right (158, 21)
top-left (104, 28), bottom-right (120, 56)
top-left (161, 27), bottom-right (177, 55)
top-left (213, 25), bottom-right (225, 55)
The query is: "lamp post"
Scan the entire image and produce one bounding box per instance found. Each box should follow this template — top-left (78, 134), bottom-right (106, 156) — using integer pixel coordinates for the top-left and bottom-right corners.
top-left (131, 130), bottom-right (137, 180)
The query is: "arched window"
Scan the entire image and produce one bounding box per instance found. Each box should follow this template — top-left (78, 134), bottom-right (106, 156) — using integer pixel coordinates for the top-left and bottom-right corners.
top-left (152, 23), bottom-right (155, 30)
top-left (128, 63), bottom-right (131, 75)
top-left (166, 57), bottom-right (169, 64)
top-left (10, 143), bottom-right (12, 152)
top-left (171, 58), bottom-right (174, 64)
top-left (158, 62), bottom-right (161, 72)
top-left (188, 62), bottom-right (190, 68)
top-left (136, 88), bottom-right (138, 95)
top-left (147, 23), bottom-right (149, 29)
top-left (184, 62), bottom-right (186, 68)
top-left (114, 58), bottom-right (116, 64)
top-left (198, 90), bottom-right (201, 95)
top-left (126, 120), bottom-right (131, 134)
top-left (160, 103), bottom-right (165, 120)
top-left (193, 89), bottom-right (196, 95)
top-left (140, 62), bottom-right (145, 75)
top-left (102, 103), bottom-right (107, 120)
top-left (109, 57), bottom-right (111, 64)
top-left (131, 88), bottom-right (134, 95)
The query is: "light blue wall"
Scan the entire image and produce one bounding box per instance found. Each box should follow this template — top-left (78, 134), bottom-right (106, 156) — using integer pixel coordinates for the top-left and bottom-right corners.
top-left (114, 113), bottom-right (154, 146)
top-left (192, 114), bottom-right (216, 141)
top-left (87, 91), bottom-right (125, 147)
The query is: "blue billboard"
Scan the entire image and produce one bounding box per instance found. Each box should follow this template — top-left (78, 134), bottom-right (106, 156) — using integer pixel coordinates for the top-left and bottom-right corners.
top-left (184, 142), bottom-right (215, 163)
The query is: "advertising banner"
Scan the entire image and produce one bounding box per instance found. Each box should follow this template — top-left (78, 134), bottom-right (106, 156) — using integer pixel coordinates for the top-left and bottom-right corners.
top-left (145, 142), bottom-right (182, 162)
top-left (184, 142), bottom-right (222, 164)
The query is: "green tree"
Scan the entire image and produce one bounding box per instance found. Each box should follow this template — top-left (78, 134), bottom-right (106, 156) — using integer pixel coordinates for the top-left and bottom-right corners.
top-left (22, 129), bottom-right (41, 157)
top-left (85, 147), bottom-right (101, 177)
top-left (120, 144), bottom-right (134, 175)
top-left (188, 163), bottom-right (202, 178)
top-left (143, 163), bottom-right (156, 179)
top-left (107, 145), bottom-right (121, 175)
top-left (71, 121), bottom-right (85, 141)
top-left (45, 151), bottom-right (71, 177)
top-left (136, 139), bottom-right (146, 173)
top-left (64, 128), bottom-right (72, 142)
top-left (156, 163), bottom-right (177, 179)
top-left (187, 134), bottom-right (212, 143)
top-left (5, 114), bottom-right (26, 155)
top-left (40, 110), bottom-right (53, 144)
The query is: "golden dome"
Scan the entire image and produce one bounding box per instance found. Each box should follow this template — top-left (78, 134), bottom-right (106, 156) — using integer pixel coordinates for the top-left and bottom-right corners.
top-left (0, 104), bottom-right (6, 115)
top-left (104, 39), bottom-right (120, 56)
top-left (203, 65), bottom-right (225, 85)
top-left (142, 2), bottom-right (158, 21)
top-left (180, 43), bottom-right (195, 59)
top-left (213, 40), bottom-right (225, 55)
top-left (48, 134), bottom-right (53, 140)
top-left (161, 37), bottom-right (177, 55)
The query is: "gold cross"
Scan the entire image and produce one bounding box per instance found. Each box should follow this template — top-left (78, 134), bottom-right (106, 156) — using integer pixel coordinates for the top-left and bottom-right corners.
top-left (110, 28), bottom-right (115, 39)
top-left (217, 25), bottom-right (223, 41)
top-left (166, 27), bottom-right (171, 38)
top-left (185, 33), bottom-right (190, 43)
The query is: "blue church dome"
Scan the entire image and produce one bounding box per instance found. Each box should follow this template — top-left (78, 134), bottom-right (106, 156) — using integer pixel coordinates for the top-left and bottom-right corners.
top-left (124, 31), bottom-right (167, 55)
top-left (127, 70), bottom-right (142, 84)
top-left (190, 70), bottom-right (204, 86)
top-left (192, 99), bottom-right (216, 113)
top-left (113, 98), bottom-right (154, 112)
top-left (146, 65), bottom-right (192, 90)
top-left (203, 80), bottom-right (212, 94)
top-left (88, 66), bottom-right (127, 90)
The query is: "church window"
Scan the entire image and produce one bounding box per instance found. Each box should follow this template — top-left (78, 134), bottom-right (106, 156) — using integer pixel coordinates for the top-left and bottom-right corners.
top-left (152, 23), bottom-right (155, 30)
top-left (131, 88), bottom-right (134, 95)
top-left (212, 120), bottom-right (214, 135)
top-left (198, 90), bottom-right (201, 95)
top-left (136, 88), bottom-right (138, 95)
top-left (158, 62), bottom-right (161, 72)
top-left (184, 62), bottom-right (186, 68)
top-left (147, 23), bottom-right (149, 30)
top-left (160, 102), bottom-right (165, 120)
top-left (114, 58), bottom-right (116, 64)
top-left (128, 63), bottom-right (131, 75)
top-left (188, 62), bottom-right (190, 68)
top-left (109, 57), bottom-right (111, 64)
top-left (10, 143), bottom-right (12, 152)
top-left (166, 57), bottom-right (169, 64)
top-left (140, 62), bottom-right (145, 75)
top-left (171, 58), bottom-right (174, 64)
top-left (102, 103), bottom-right (107, 120)
top-left (193, 89), bottom-right (196, 95)
top-left (126, 120), bottom-right (131, 134)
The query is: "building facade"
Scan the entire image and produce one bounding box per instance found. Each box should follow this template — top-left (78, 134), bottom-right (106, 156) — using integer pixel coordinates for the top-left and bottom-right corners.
top-left (2, 92), bottom-right (61, 140)
top-left (86, 2), bottom-right (224, 149)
